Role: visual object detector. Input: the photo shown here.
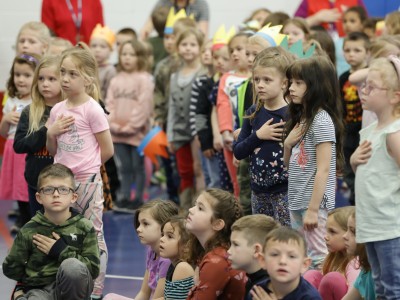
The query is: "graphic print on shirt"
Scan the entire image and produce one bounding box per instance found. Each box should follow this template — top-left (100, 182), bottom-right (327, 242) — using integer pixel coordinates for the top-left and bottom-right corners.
top-left (343, 81), bottom-right (362, 123)
top-left (58, 123), bottom-right (84, 152)
top-left (291, 140), bottom-right (309, 170)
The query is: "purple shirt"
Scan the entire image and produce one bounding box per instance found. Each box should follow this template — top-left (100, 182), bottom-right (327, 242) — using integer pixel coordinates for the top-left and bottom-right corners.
top-left (146, 246), bottom-right (171, 291)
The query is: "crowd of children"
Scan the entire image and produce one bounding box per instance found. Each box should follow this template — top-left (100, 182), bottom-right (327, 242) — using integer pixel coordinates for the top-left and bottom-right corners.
top-left (1, 2), bottom-right (400, 300)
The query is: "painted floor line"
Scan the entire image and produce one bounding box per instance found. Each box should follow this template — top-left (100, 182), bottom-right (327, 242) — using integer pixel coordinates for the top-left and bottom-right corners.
top-left (105, 274), bottom-right (144, 280)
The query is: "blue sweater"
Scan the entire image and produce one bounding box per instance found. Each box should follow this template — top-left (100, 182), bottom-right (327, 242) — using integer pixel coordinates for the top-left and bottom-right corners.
top-left (233, 104), bottom-right (288, 194)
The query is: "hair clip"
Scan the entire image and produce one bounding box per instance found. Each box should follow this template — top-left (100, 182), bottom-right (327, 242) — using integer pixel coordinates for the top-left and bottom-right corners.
top-left (19, 54), bottom-right (38, 65)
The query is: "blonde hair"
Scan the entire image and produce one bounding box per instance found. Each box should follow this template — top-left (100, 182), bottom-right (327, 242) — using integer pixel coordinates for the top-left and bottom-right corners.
top-left (385, 11), bottom-right (400, 35)
top-left (16, 21), bottom-right (51, 54)
top-left (176, 27), bottom-right (205, 53)
top-left (29, 55), bottom-right (62, 134)
top-left (231, 214), bottom-right (280, 246)
top-left (48, 37), bottom-right (73, 53)
top-left (60, 42), bottom-right (101, 101)
top-left (369, 36), bottom-right (400, 59)
top-left (247, 46), bottom-right (295, 120)
top-left (283, 17), bottom-right (311, 40)
top-left (323, 206), bottom-right (355, 275)
top-left (247, 35), bottom-right (273, 49)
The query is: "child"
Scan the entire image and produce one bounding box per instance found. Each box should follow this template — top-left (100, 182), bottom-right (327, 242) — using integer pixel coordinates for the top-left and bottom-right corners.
top-left (228, 214), bottom-right (280, 300)
top-left (2, 163), bottom-right (100, 300)
top-left (185, 188), bottom-right (246, 299)
top-left (90, 24), bottom-right (117, 101)
top-left (16, 21), bottom-right (51, 56)
top-left (104, 199), bottom-right (179, 300)
top-left (383, 11), bottom-right (400, 35)
top-left (47, 37), bottom-right (73, 55)
top-left (350, 55), bottom-right (400, 299)
top-left (147, 6), bottom-right (169, 70)
top-left (167, 27), bottom-right (204, 209)
top-left (46, 42), bottom-right (114, 299)
top-left (282, 18), bottom-right (310, 47)
top-left (251, 227), bottom-right (322, 300)
top-left (342, 6), bottom-right (367, 35)
top-left (283, 56), bottom-right (345, 269)
top-left (216, 32), bottom-right (252, 197)
top-left (14, 55), bottom-right (63, 217)
top-left (304, 206), bottom-right (359, 299)
top-left (160, 216), bottom-right (195, 299)
top-left (234, 47), bottom-right (294, 226)
top-left (115, 28), bottom-right (137, 52)
top-left (339, 32), bottom-right (369, 205)
top-left (0, 53), bottom-right (40, 232)
top-left (342, 211), bottom-right (376, 300)
top-left (107, 40), bottom-right (154, 211)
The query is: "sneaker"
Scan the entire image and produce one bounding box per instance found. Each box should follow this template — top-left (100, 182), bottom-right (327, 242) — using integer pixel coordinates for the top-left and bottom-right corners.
top-left (7, 209), bottom-right (20, 218)
top-left (90, 295), bottom-right (103, 300)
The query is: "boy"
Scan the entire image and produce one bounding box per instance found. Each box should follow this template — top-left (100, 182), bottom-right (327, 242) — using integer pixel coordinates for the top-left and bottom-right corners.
top-left (339, 31), bottom-right (369, 206)
top-left (3, 163), bottom-right (100, 300)
top-left (228, 215), bottom-right (280, 300)
top-left (252, 227), bottom-right (321, 300)
top-left (115, 27), bottom-right (137, 53)
top-left (147, 5), bottom-right (169, 71)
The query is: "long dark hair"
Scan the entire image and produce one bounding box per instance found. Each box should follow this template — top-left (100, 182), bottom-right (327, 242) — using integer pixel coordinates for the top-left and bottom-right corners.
top-left (284, 56), bottom-right (345, 170)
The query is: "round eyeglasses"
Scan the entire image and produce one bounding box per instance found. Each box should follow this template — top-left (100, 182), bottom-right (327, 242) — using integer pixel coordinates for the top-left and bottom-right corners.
top-left (39, 186), bottom-right (74, 195)
top-left (360, 82), bottom-right (389, 95)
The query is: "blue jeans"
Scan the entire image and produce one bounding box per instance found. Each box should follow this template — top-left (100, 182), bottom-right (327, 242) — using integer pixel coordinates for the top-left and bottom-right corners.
top-left (366, 238), bottom-right (400, 300)
top-left (204, 154), bottom-right (221, 188)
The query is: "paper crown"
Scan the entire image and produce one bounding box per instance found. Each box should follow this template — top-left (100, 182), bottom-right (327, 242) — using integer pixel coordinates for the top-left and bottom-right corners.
top-left (280, 36), bottom-right (315, 59)
top-left (164, 8), bottom-right (193, 35)
top-left (239, 20), bottom-right (261, 31)
top-left (90, 24), bottom-right (115, 47)
top-left (137, 126), bottom-right (169, 167)
top-left (254, 24), bottom-right (286, 47)
top-left (212, 25), bottom-right (236, 51)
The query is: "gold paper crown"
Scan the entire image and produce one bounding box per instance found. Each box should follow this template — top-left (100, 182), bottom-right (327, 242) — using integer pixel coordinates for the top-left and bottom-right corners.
top-left (164, 8), bottom-right (194, 34)
top-left (212, 25), bottom-right (236, 50)
top-left (255, 24), bottom-right (286, 46)
top-left (90, 24), bottom-right (116, 47)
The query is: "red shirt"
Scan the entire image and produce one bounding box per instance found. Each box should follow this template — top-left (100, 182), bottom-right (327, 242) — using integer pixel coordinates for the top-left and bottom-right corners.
top-left (41, 0), bottom-right (104, 45)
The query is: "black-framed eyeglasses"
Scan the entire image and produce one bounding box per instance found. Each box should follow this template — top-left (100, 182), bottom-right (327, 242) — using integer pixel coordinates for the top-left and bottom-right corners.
top-left (39, 186), bottom-right (75, 195)
top-left (360, 81), bottom-right (389, 95)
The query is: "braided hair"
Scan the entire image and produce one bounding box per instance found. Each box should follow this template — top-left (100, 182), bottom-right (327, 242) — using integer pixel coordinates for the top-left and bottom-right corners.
top-left (186, 188), bottom-right (243, 264)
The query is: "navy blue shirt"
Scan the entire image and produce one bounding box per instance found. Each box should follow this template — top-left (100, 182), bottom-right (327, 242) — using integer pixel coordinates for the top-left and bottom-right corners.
top-left (233, 104), bottom-right (288, 194)
top-left (245, 269), bottom-right (269, 300)
top-left (262, 277), bottom-right (322, 300)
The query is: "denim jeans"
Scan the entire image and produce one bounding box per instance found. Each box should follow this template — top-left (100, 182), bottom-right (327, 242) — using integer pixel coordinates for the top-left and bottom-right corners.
top-left (366, 238), bottom-right (400, 300)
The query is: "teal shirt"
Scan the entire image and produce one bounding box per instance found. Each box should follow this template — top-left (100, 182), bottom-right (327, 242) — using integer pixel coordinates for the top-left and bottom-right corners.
top-left (353, 270), bottom-right (375, 299)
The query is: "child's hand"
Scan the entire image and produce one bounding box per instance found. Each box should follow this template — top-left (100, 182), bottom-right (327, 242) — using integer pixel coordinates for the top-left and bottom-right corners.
top-left (233, 128), bottom-right (241, 141)
top-left (222, 130), bottom-right (234, 151)
top-left (350, 140), bottom-right (372, 171)
top-left (203, 149), bottom-right (215, 158)
top-left (251, 285), bottom-right (277, 300)
top-left (256, 118), bottom-right (285, 141)
top-left (213, 134), bottom-right (224, 152)
top-left (4, 107), bottom-right (20, 125)
top-left (284, 123), bottom-right (303, 148)
top-left (32, 232), bottom-right (60, 255)
top-left (303, 209), bottom-right (319, 231)
top-left (47, 114), bottom-right (75, 137)
top-left (168, 142), bottom-right (176, 154)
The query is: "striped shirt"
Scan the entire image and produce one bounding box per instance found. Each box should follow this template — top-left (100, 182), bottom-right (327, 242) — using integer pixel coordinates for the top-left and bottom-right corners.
top-left (164, 263), bottom-right (194, 300)
top-left (288, 110), bottom-right (336, 211)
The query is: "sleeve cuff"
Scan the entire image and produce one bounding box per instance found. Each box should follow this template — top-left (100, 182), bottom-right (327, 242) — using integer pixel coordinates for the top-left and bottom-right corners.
top-left (48, 237), bottom-right (68, 259)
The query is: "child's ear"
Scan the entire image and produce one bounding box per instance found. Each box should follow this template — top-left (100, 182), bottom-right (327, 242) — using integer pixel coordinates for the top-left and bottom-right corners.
top-left (70, 192), bottom-right (78, 205)
top-left (253, 243), bottom-right (263, 258)
top-left (301, 256), bottom-right (312, 274)
top-left (212, 219), bottom-right (225, 231)
top-left (36, 192), bottom-right (43, 205)
top-left (390, 90), bottom-right (400, 105)
top-left (282, 78), bottom-right (288, 91)
top-left (256, 251), bottom-right (266, 269)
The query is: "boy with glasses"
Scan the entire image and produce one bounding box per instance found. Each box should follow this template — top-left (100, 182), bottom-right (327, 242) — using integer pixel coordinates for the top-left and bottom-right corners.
top-left (3, 163), bottom-right (100, 300)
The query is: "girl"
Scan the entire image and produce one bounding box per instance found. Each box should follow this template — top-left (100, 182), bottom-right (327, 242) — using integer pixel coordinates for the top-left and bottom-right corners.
top-left (342, 211), bottom-right (376, 300)
top-left (0, 53), bottom-right (39, 232)
top-left (107, 40), bottom-right (154, 211)
top-left (46, 42), bottom-right (114, 299)
top-left (350, 55), bottom-right (400, 300)
top-left (282, 18), bottom-right (310, 47)
top-left (304, 206), bottom-right (359, 299)
top-left (216, 32), bottom-right (252, 197)
top-left (185, 188), bottom-right (246, 299)
top-left (104, 199), bottom-right (179, 300)
top-left (16, 21), bottom-right (51, 56)
top-left (283, 56), bottom-right (345, 269)
top-left (167, 27), bottom-right (204, 210)
top-left (160, 216), bottom-right (195, 299)
top-left (383, 11), bottom-right (400, 35)
top-left (14, 55), bottom-right (62, 217)
top-left (234, 47), bottom-right (294, 226)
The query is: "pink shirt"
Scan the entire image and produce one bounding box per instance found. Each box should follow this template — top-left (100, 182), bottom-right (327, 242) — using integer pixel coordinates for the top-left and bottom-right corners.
top-left (49, 98), bottom-right (109, 176)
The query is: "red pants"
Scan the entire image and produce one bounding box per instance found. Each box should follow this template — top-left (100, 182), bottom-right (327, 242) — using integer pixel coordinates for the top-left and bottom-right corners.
top-left (223, 148), bottom-right (239, 197)
top-left (175, 143), bottom-right (194, 191)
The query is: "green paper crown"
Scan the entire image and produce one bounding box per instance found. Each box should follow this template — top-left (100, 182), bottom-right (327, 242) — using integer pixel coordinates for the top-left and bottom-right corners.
top-left (280, 36), bottom-right (315, 59)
